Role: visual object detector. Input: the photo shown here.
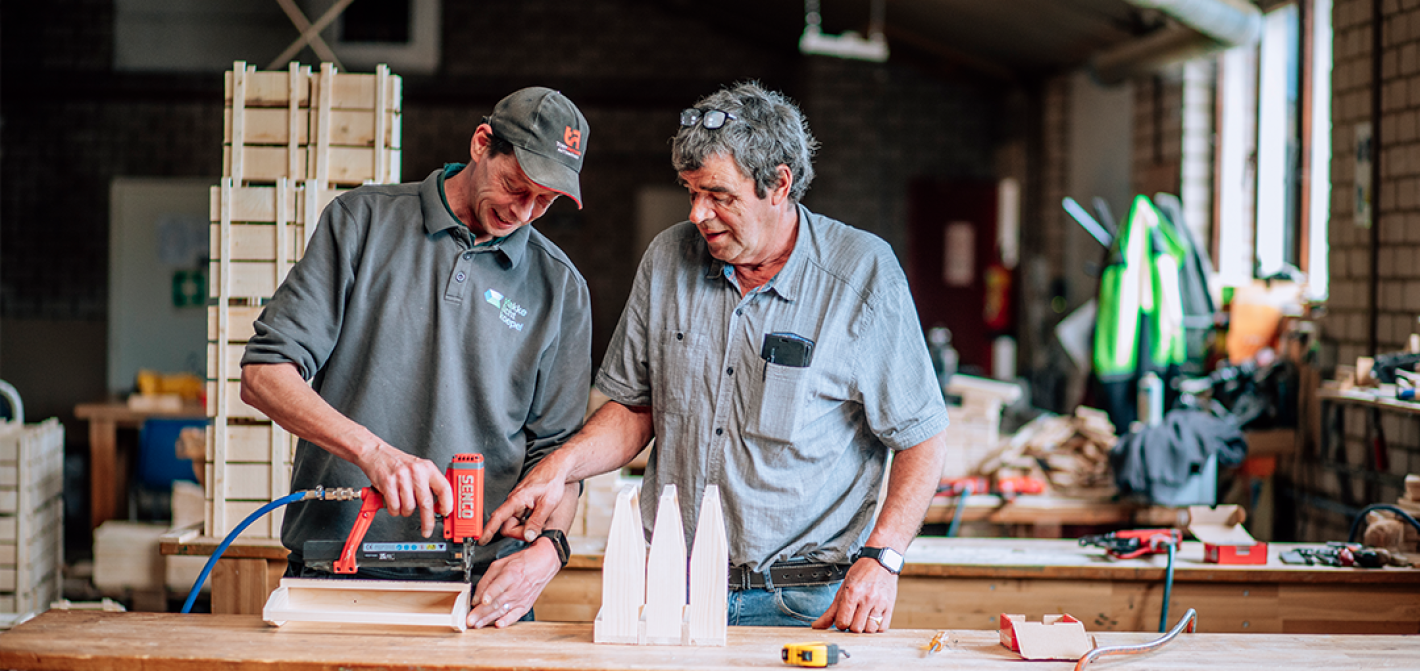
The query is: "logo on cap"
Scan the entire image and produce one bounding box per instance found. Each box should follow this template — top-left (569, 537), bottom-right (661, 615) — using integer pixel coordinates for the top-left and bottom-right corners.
top-left (558, 126), bottom-right (583, 159)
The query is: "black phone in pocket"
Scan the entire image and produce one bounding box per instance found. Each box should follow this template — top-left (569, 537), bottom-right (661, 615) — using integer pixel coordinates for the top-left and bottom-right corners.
top-left (760, 332), bottom-right (814, 368)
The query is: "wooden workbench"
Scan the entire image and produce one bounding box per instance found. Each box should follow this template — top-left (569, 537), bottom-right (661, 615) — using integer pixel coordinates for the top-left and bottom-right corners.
top-left (73, 400), bottom-right (207, 531)
top-left (2, 610), bottom-right (1417, 670)
top-left (536, 537), bottom-right (1420, 634)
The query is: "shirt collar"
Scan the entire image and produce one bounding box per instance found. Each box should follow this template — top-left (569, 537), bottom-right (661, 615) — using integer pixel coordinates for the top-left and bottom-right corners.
top-left (706, 204), bottom-right (810, 302)
top-left (422, 165), bottom-right (529, 268)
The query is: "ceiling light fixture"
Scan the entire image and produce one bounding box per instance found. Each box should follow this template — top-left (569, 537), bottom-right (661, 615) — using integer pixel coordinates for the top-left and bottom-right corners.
top-left (799, 0), bottom-right (889, 63)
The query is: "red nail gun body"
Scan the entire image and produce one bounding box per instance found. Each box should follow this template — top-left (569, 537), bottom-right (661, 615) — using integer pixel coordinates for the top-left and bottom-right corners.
top-left (317, 454), bottom-right (484, 578)
top-left (1079, 528), bottom-right (1182, 560)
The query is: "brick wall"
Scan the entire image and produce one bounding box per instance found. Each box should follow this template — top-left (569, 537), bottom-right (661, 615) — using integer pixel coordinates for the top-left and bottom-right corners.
top-left (0, 0), bottom-right (1001, 423)
top-left (1289, 0), bottom-right (1420, 541)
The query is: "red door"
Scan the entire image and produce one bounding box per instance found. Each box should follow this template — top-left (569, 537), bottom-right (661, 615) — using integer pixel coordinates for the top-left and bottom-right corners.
top-left (906, 180), bottom-right (1002, 377)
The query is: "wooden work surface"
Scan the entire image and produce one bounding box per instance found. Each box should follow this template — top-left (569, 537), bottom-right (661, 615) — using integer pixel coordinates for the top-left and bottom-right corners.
top-left (74, 400), bottom-right (208, 531)
top-left (1317, 387), bottom-right (1420, 415)
top-left (537, 537), bottom-right (1420, 634)
top-left (4, 610), bottom-right (1419, 671)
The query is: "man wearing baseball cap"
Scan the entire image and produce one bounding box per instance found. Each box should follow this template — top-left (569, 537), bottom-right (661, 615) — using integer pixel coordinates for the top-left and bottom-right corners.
top-left (240, 87), bottom-right (592, 629)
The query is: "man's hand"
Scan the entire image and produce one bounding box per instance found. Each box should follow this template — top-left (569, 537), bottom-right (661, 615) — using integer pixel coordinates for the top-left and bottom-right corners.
top-left (467, 536), bottom-right (562, 628)
top-left (811, 558), bottom-right (898, 633)
top-left (482, 457), bottom-right (569, 545)
top-left (355, 443), bottom-right (453, 538)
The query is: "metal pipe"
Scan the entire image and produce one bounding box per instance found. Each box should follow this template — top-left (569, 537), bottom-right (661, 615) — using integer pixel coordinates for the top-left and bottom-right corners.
top-left (1074, 608), bottom-right (1198, 671)
top-left (1093, 0), bottom-right (1262, 84)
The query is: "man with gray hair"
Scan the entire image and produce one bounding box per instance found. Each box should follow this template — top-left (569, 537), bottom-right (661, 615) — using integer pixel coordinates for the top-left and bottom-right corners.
top-left (487, 82), bottom-right (948, 632)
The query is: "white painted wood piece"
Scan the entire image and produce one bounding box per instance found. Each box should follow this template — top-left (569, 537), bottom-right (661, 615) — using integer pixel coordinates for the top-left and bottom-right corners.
top-left (593, 486), bottom-right (645, 644)
top-left (639, 484), bottom-right (685, 645)
top-left (263, 578), bottom-right (470, 631)
top-left (686, 484), bottom-right (727, 646)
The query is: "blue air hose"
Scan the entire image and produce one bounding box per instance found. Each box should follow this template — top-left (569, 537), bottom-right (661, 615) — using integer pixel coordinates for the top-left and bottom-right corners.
top-left (946, 483), bottom-right (973, 538)
top-left (180, 490), bottom-right (323, 614)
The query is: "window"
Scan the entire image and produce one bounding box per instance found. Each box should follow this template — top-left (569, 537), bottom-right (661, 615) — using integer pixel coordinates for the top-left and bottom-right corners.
top-left (1213, 0), bottom-right (1331, 298)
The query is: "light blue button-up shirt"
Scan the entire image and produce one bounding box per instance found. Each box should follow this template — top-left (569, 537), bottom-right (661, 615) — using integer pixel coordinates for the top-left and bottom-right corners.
top-left (596, 204), bottom-right (950, 571)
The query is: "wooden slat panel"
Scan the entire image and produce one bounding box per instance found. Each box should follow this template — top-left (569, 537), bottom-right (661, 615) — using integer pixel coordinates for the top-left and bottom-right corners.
top-left (207, 343), bottom-right (247, 383)
top-left (207, 260), bottom-right (297, 299)
top-left (222, 463), bottom-right (274, 500)
top-left (223, 145), bottom-right (399, 186)
top-left (223, 108), bottom-right (399, 147)
top-left (209, 422), bottom-right (295, 463)
top-left (208, 223), bottom-right (306, 262)
top-left (205, 381), bottom-right (264, 419)
top-left (209, 305), bottom-right (263, 343)
top-left (209, 185), bottom-right (302, 224)
top-left (224, 70), bottom-right (312, 107)
top-left (328, 72), bottom-right (402, 111)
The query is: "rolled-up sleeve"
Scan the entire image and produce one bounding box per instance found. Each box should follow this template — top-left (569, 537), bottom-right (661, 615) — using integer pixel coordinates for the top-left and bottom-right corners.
top-left (241, 198), bottom-right (360, 379)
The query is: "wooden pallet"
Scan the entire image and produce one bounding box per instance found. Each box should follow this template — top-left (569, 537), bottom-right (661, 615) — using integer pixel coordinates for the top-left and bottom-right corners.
top-left (223, 62), bottom-right (400, 187)
top-left (0, 419), bottom-right (64, 617)
top-left (205, 61), bottom-right (401, 540)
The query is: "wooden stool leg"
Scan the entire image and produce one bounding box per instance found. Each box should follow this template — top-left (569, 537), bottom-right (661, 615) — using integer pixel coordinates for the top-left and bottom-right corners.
top-left (213, 557), bottom-right (277, 614)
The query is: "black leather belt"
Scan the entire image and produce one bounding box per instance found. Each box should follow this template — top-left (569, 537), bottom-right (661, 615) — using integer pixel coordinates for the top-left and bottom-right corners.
top-left (728, 561), bottom-right (850, 591)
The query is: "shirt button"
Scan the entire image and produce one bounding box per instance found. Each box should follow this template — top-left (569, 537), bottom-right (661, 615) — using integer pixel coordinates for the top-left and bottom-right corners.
top-left (463, 252), bottom-right (474, 260)
top-left (455, 272), bottom-right (466, 282)
top-left (736, 308), bottom-right (743, 316)
top-left (715, 428), bottom-right (724, 436)
top-left (676, 333), bottom-right (684, 340)
top-left (726, 367), bottom-right (734, 376)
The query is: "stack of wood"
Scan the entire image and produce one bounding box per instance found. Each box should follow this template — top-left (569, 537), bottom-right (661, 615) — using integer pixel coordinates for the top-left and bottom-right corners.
top-left (975, 407), bottom-right (1118, 497)
top-left (0, 418), bottom-right (64, 618)
top-left (1361, 474), bottom-right (1419, 559)
top-left (205, 61), bottom-right (401, 541)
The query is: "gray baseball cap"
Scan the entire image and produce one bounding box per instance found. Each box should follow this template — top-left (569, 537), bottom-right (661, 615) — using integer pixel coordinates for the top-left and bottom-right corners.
top-left (486, 87), bottom-right (589, 208)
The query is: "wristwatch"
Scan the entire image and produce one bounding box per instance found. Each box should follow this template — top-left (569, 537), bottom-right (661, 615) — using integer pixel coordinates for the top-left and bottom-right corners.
top-left (857, 546), bottom-right (904, 575)
top-left (537, 529), bottom-right (571, 568)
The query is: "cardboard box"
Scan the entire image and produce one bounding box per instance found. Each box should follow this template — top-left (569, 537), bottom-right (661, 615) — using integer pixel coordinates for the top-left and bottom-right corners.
top-left (1189, 504), bottom-right (1268, 565)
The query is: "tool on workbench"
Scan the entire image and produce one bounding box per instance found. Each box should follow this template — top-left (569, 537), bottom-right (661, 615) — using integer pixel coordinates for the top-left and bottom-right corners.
top-left (1080, 528), bottom-right (1181, 632)
top-left (179, 453), bottom-right (484, 614)
top-left (1078, 529), bottom-right (1181, 560)
top-left (923, 630), bottom-right (948, 656)
top-left (303, 453), bottom-right (485, 581)
top-left (782, 642), bottom-right (850, 667)
top-left (1279, 542), bottom-right (1395, 568)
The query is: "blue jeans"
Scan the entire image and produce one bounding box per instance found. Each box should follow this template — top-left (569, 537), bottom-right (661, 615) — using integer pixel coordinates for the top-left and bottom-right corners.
top-left (727, 581), bottom-right (841, 627)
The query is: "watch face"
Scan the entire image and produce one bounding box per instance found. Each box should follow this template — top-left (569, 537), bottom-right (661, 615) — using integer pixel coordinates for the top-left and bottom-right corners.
top-left (881, 548), bottom-right (904, 572)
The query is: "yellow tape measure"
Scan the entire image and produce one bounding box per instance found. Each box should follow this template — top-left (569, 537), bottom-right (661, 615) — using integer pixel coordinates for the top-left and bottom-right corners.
top-left (782, 642), bottom-right (850, 667)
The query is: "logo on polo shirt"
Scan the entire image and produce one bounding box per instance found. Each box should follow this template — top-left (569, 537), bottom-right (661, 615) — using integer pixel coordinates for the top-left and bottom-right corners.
top-left (484, 287), bottom-right (528, 332)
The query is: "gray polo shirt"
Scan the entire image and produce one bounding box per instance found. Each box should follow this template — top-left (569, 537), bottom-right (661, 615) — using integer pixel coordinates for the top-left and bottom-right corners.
top-left (243, 167), bottom-right (592, 574)
top-left (596, 204), bottom-right (949, 572)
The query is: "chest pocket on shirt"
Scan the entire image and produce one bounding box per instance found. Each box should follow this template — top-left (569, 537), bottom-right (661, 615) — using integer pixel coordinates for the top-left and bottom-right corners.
top-left (654, 329), bottom-right (709, 416)
top-left (746, 361), bottom-right (806, 443)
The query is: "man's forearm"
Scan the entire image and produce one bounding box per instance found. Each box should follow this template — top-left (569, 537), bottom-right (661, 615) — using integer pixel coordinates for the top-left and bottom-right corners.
top-left (240, 362), bottom-right (381, 463)
top-left (545, 400), bottom-right (654, 483)
top-left (864, 429), bottom-right (948, 552)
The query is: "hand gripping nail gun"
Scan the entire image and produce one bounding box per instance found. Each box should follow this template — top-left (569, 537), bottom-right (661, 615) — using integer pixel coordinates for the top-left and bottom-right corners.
top-left (303, 454), bottom-right (484, 581)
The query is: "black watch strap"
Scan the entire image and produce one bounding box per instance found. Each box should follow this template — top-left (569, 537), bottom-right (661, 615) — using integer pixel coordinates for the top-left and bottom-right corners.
top-left (538, 529), bottom-right (571, 568)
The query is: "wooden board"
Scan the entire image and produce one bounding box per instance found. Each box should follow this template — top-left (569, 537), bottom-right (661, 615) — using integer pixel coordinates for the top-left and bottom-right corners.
top-left (263, 578), bottom-right (469, 632)
top-left (222, 145), bottom-right (401, 186)
top-left (640, 485), bottom-right (685, 645)
top-left (5, 612), bottom-right (1420, 671)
